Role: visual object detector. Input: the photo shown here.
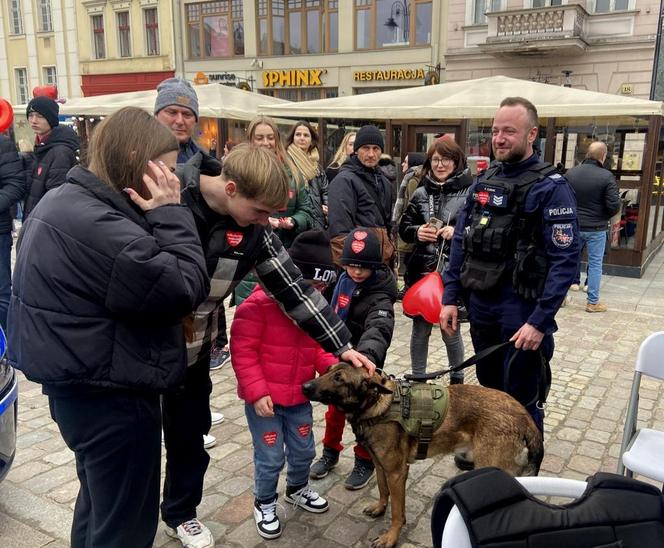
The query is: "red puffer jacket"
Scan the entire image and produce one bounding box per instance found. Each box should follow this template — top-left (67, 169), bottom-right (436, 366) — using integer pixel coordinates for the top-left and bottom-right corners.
top-left (230, 286), bottom-right (337, 406)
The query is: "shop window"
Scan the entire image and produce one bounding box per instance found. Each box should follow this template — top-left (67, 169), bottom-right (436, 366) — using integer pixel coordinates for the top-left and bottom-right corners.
top-left (144, 8), bottom-right (159, 56)
top-left (186, 1), bottom-right (244, 59)
top-left (15, 68), bottom-right (28, 104)
top-left (38, 0), bottom-right (52, 32)
top-left (117, 11), bottom-right (131, 58)
top-left (354, 0), bottom-right (432, 50)
top-left (9, 0), bottom-right (23, 35)
top-left (43, 66), bottom-right (57, 85)
top-left (91, 14), bottom-right (106, 60)
top-left (472, 0), bottom-right (501, 25)
top-left (260, 87), bottom-right (338, 101)
top-left (257, 0), bottom-right (338, 55)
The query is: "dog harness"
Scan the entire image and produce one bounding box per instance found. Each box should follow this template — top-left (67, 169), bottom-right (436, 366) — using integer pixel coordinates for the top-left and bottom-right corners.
top-left (358, 380), bottom-right (449, 460)
top-left (431, 467), bottom-right (664, 548)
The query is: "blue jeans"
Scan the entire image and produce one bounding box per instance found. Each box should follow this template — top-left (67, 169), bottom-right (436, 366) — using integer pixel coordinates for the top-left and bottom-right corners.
top-left (245, 402), bottom-right (315, 502)
top-left (579, 231), bottom-right (607, 305)
top-left (0, 233), bottom-right (13, 332)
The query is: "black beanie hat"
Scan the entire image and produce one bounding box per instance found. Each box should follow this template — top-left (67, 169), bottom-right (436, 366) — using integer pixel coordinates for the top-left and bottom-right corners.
top-left (353, 125), bottom-right (384, 153)
top-left (341, 228), bottom-right (382, 269)
top-left (407, 152), bottom-right (426, 169)
top-left (26, 96), bottom-right (59, 129)
top-left (289, 229), bottom-right (337, 284)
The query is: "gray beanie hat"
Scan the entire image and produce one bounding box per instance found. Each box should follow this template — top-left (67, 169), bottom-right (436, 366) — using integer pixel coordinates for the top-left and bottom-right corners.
top-left (154, 78), bottom-right (199, 120)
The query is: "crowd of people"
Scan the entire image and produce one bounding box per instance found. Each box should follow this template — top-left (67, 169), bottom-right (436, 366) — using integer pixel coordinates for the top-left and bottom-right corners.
top-left (0, 77), bottom-right (625, 547)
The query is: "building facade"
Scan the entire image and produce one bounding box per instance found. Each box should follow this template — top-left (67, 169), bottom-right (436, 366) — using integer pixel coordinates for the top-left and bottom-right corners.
top-left (0, 0), bottom-right (81, 105)
top-left (444, 0), bottom-right (659, 98)
top-left (178, 1), bottom-right (446, 100)
top-left (76, 0), bottom-right (175, 95)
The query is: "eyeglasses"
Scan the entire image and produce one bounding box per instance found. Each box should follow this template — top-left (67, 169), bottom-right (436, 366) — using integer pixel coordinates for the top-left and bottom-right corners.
top-left (431, 157), bottom-right (454, 165)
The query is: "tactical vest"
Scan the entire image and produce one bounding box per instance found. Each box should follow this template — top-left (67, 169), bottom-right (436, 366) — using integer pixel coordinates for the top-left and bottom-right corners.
top-left (431, 467), bottom-right (664, 548)
top-left (354, 380), bottom-right (449, 460)
top-left (460, 162), bottom-right (558, 292)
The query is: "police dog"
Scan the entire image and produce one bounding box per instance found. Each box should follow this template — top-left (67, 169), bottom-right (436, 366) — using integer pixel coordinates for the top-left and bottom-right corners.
top-left (302, 363), bottom-right (543, 548)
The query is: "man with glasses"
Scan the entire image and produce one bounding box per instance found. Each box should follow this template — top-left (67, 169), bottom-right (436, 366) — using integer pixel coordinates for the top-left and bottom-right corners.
top-left (440, 97), bottom-right (578, 449)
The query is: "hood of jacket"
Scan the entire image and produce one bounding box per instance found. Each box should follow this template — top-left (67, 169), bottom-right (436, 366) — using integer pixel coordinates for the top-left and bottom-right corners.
top-left (422, 168), bottom-right (473, 194)
top-left (34, 125), bottom-right (80, 158)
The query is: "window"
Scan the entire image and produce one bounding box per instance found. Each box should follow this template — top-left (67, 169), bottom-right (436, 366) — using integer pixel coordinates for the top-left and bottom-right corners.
top-left (144, 7), bottom-right (159, 56)
top-left (260, 87), bottom-right (338, 101)
top-left (594, 0), bottom-right (629, 12)
top-left (43, 66), bottom-right (57, 85)
top-left (117, 11), bottom-right (131, 57)
top-left (257, 0), bottom-right (338, 56)
top-left (531, 0), bottom-right (562, 7)
top-left (354, 0), bottom-right (432, 50)
top-left (15, 68), bottom-right (28, 104)
top-left (473, 0), bottom-right (501, 24)
top-left (91, 14), bottom-right (106, 59)
top-left (9, 0), bottom-right (23, 35)
top-left (186, 1), bottom-right (244, 59)
top-left (38, 0), bottom-right (52, 31)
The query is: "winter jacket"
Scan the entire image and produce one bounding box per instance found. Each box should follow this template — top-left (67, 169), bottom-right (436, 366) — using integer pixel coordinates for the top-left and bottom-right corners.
top-left (325, 164), bottom-right (341, 183)
top-left (0, 136), bottom-right (27, 234)
top-left (333, 266), bottom-right (397, 367)
top-left (230, 286), bottom-right (337, 406)
top-left (565, 158), bottom-right (621, 231)
top-left (23, 125), bottom-right (79, 219)
top-left (399, 169), bottom-right (473, 286)
top-left (178, 153), bottom-right (353, 366)
top-left (271, 170), bottom-right (314, 249)
top-left (8, 165), bottom-right (210, 394)
top-left (378, 157), bottom-right (398, 187)
top-left (306, 170), bottom-right (328, 230)
top-left (393, 167), bottom-right (424, 253)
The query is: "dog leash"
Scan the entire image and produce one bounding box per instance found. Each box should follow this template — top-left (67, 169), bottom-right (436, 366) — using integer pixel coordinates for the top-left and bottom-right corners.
top-left (403, 341), bottom-right (551, 409)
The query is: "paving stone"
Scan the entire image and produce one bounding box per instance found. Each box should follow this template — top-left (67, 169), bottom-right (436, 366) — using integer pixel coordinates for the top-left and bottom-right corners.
top-left (323, 514), bottom-right (370, 545)
top-left (0, 512), bottom-right (55, 546)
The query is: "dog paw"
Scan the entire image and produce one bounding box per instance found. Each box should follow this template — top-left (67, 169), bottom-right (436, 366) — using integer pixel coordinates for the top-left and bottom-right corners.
top-left (370, 531), bottom-right (398, 548)
top-left (363, 501), bottom-right (387, 518)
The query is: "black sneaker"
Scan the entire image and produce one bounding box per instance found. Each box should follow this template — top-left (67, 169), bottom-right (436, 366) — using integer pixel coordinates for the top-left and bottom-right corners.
top-left (284, 484), bottom-right (329, 513)
top-left (454, 453), bottom-right (475, 471)
top-left (210, 345), bottom-right (230, 371)
top-left (396, 286), bottom-right (407, 301)
top-left (450, 375), bottom-right (464, 385)
top-left (344, 457), bottom-right (374, 490)
top-left (310, 447), bottom-right (339, 479)
top-left (254, 497), bottom-right (281, 539)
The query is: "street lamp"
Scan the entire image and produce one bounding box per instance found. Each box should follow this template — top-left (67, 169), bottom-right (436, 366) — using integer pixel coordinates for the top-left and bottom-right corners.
top-left (384, 1), bottom-right (410, 43)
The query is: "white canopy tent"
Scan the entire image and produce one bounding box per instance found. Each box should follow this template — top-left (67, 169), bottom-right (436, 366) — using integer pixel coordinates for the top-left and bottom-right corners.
top-left (59, 83), bottom-right (289, 120)
top-left (257, 75), bottom-right (664, 119)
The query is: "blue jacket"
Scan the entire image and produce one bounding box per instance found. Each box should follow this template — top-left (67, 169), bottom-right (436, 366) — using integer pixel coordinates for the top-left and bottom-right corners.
top-left (443, 154), bottom-right (579, 334)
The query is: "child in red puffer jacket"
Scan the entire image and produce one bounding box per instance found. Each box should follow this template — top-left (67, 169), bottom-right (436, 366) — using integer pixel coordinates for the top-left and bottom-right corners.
top-left (230, 229), bottom-right (338, 541)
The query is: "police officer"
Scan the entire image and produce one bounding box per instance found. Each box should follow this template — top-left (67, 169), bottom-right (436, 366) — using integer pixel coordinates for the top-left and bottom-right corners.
top-left (440, 97), bottom-right (579, 436)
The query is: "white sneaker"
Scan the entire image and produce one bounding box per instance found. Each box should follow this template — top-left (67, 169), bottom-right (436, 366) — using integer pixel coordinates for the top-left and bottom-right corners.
top-left (210, 412), bottom-right (224, 426)
top-left (569, 283), bottom-right (580, 291)
top-left (203, 434), bottom-right (216, 449)
top-left (254, 497), bottom-right (281, 539)
top-left (284, 484), bottom-right (329, 513)
top-left (166, 518), bottom-right (214, 548)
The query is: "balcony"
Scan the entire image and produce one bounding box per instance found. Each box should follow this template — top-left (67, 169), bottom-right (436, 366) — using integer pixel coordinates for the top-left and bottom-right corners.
top-left (479, 4), bottom-right (589, 57)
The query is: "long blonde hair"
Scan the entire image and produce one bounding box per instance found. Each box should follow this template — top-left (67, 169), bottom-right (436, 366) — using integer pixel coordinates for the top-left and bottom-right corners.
top-left (246, 115), bottom-right (302, 186)
top-left (327, 131), bottom-right (357, 169)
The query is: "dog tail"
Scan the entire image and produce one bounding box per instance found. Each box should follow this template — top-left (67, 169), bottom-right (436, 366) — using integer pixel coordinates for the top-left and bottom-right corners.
top-left (523, 430), bottom-right (544, 476)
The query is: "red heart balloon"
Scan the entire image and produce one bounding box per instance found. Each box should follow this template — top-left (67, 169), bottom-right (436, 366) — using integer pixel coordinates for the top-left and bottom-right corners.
top-left (0, 99), bottom-right (13, 133)
top-left (402, 271), bottom-right (444, 324)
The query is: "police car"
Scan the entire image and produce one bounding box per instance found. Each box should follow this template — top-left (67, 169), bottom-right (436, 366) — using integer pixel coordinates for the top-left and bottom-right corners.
top-left (0, 327), bottom-right (17, 482)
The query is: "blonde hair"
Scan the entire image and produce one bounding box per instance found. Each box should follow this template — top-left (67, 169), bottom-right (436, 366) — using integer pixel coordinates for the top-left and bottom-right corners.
top-left (328, 131), bottom-right (357, 169)
top-left (246, 115), bottom-right (302, 187)
top-left (88, 107), bottom-right (178, 193)
top-left (222, 143), bottom-right (289, 210)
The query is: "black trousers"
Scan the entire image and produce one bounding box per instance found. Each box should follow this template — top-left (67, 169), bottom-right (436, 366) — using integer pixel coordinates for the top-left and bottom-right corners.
top-left (49, 391), bottom-right (161, 548)
top-left (161, 358), bottom-right (212, 528)
top-left (214, 302), bottom-right (228, 347)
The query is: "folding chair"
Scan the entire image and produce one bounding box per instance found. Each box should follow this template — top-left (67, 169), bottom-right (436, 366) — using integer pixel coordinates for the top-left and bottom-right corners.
top-left (617, 331), bottom-right (664, 483)
top-left (440, 476), bottom-right (587, 548)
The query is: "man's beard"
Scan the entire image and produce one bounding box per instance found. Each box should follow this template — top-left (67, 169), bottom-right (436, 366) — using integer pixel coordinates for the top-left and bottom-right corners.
top-left (496, 140), bottom-right (528, 164)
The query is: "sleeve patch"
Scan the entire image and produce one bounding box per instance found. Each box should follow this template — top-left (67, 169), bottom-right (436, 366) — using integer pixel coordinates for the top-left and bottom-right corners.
top-left (544, 205), bottom-right (576, 221)
top-left (551, 223), bottom-right (574, 249)
top-left (377, 310), bottom-right (389, 317)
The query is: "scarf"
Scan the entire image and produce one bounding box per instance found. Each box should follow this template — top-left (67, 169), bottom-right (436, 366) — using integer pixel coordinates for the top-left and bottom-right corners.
top-left (287, 144), bottom-right (320, 182)
top-left (331, 272), bottom-right (358, 322)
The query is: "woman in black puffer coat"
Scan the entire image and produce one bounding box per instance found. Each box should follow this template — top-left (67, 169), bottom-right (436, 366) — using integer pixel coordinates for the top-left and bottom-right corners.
top-left (399, 139), bottom-right (472, 384)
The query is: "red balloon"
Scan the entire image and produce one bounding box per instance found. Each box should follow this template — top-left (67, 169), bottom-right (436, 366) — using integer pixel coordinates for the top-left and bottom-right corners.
top-left (0, 99), bottom-right (13, 133)
top-left (402, 271), bottom-right (444, 324)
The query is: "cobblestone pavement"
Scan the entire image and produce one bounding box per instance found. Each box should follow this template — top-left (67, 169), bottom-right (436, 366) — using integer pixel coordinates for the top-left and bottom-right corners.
top-left (2, 250), bottom-right (664, 547)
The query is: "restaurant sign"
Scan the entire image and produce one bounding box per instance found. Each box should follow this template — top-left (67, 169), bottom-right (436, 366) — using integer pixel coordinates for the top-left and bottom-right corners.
top-left (353, 68), bottom-right (426, 82)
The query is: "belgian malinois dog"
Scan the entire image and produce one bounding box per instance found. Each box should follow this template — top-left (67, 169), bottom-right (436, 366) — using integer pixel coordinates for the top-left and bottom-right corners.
top-left (302, 363), bottom-right (543, 548)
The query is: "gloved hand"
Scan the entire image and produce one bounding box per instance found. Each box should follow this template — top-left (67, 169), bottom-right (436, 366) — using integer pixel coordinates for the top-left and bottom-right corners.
top-left (513, 246), bottom-right (547, 300)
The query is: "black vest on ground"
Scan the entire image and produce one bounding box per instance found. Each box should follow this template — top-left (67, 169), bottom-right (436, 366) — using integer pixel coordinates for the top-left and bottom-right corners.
top-left (431, 467), bottom-right (664, 548)
top-left (460, 162), bottom-right (558, 292)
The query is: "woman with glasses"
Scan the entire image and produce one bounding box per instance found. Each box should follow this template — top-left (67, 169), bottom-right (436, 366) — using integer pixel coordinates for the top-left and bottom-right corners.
top-left (398, 139), bottom-right (473, 382)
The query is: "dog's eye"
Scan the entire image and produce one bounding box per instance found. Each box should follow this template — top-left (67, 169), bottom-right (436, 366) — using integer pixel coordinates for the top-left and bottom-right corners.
top-left (334, 372), bottom-right (342, 383)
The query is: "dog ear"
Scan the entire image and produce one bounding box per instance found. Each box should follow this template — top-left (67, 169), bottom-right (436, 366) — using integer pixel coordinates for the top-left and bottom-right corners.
top-left (371, 375), bottom-right (393, 395)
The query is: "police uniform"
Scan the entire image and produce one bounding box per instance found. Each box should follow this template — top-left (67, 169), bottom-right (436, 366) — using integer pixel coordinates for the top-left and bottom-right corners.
top-left (443, 154), bottom-right (579, 431)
